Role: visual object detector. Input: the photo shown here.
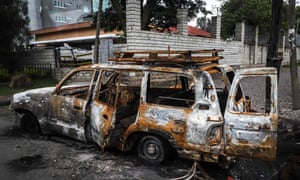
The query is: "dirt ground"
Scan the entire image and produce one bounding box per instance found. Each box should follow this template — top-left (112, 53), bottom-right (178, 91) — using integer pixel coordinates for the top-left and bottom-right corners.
top-left (0, 67), bottom-right (300, 180)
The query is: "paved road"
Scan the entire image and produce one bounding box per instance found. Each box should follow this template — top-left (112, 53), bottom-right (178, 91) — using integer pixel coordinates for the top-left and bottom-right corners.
top-left (0, 106), bottom-right (19, 180)
top-left (0, 106), bottom-right (193, 180)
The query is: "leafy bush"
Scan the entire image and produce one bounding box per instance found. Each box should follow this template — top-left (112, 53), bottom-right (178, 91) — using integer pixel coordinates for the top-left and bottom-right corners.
top-left (0, 66), bottom-right (10, 81)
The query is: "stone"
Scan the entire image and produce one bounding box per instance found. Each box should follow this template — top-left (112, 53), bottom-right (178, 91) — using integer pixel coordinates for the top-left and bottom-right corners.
top-left (9, 74), bottom-right (32, 88)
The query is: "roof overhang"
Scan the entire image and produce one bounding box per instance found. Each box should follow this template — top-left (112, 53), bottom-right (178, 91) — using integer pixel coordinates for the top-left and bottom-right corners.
top-left (31, 22), bottom-right (94, 35)
top-left (30, 34), bottom-right (121, 45)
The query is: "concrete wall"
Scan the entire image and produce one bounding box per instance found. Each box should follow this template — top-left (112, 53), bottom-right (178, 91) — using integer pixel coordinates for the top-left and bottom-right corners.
top-left (242, 44), bottom-right (291, 65)
top-left (124, 0), bottom-right (243, 65)
top-left (123, 30), bottom-right (243, 65)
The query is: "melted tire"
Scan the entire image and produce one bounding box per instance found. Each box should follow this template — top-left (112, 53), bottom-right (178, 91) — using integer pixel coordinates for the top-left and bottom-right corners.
top-left (137, 135), bottom-right (168, 165)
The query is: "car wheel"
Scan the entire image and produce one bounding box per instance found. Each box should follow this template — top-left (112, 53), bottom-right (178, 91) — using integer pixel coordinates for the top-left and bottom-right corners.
top-left (137, 135), bottom-right (167, 164)
top-left (20, 113), bottom-right (40, 134)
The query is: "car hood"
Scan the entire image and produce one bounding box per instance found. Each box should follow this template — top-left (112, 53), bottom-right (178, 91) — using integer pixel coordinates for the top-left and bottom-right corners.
top-left (11, 87), bottom-right (56, 105)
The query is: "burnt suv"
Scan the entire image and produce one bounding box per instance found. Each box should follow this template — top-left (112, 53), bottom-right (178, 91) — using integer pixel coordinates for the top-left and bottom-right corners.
top-left (10, 49), bottom-right (278, 164)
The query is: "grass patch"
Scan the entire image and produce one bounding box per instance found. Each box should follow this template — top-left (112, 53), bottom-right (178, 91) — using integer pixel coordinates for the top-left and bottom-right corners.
top-left (0, 78), bottom-right (58, 96)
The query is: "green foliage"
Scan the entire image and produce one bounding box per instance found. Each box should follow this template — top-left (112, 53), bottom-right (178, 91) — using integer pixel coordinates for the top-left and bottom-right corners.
top-left (0, 0), bottom-right (31, 54)
top-left (92, 0), bottom-right (126, 32)
top-left (143, 0), bottom-right (207, 30)
top-left (0, 66), bottom-right (10, 82)
top-left (148, 4), bottom-right (178, 29)
top-left (221, 0), bottom-right (289, 39)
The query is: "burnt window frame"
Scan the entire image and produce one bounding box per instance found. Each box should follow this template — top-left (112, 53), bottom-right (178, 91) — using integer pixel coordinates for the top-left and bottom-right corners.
top-left (55, 69), bottom-right (97, 100)
top-left (145, 71), bottom-right (195, 108)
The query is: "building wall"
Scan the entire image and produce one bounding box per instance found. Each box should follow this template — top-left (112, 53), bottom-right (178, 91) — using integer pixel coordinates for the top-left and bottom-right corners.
top-left (41, 0), bottom-right (93, 28)
top-left (27, 0), bottom-right (114, 31)
top-left (27, 0), bottom-right (42, 31)
top-left (27, 0), bottom-right (113, 31)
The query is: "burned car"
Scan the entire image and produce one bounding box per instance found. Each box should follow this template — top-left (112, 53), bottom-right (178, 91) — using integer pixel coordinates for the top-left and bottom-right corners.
top-left (10, 49), bottom-right (278, 165)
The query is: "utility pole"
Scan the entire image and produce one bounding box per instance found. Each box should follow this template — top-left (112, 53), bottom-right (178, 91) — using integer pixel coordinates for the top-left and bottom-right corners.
top-left (288, 0), bottom-right (300, 109)
top-left (94, 0), bottom-right (103, 64)
top-left (266, 0), bottom-right (283, 112)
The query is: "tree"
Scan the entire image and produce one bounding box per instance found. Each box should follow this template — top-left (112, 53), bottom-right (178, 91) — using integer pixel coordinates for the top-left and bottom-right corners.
top-left (220, 0), bottom-right (288, 39)
top-left (109, 0), bottom-right (126, 33)
top-left (109, 0), bottom-right (207, 32)
top-left (141, 0), bottom-right (207, 30)
top-left (0, 0), bottom-right (30, 54)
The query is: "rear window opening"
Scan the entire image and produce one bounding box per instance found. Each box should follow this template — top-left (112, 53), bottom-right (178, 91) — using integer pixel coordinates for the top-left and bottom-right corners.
top-left (146, 72), bottom-right (195, 107)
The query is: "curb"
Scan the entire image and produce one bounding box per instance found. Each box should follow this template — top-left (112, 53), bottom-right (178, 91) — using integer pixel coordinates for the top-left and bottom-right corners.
top-left (0, 96), bottom-right (11, 106)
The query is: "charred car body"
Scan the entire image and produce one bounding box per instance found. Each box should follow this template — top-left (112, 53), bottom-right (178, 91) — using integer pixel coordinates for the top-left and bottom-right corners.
top-left (10, 49), bottom-right (278, 164)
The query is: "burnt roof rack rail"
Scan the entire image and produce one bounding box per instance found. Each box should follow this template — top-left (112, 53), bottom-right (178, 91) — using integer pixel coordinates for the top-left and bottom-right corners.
top-left (108, 49), bottom-right (224, 73)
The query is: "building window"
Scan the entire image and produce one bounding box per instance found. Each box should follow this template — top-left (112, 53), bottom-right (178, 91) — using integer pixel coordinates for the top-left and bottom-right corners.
top-left (54, 0), bottom-right (66, 8)
top-left (55, 15), bottom-right (67, 23)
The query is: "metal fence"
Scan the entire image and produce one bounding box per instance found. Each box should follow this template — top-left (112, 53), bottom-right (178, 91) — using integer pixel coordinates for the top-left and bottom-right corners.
top-left (17, 64), bottom-right (53, 79)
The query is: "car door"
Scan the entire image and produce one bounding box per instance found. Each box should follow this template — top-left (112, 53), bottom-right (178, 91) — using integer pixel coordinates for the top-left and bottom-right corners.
top-left (47, 69), bottom-right (97, 141)
top-left (224, 67), bottom-right (278, 160)
top-left (89, 70), bottom-right (120, 150)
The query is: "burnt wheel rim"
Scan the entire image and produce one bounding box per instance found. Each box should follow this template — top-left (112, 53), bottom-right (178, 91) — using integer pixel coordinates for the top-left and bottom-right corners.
top-left (141, 138), bottom-right (163, 160)
top-left (137, 135), bottom-right (167, 164)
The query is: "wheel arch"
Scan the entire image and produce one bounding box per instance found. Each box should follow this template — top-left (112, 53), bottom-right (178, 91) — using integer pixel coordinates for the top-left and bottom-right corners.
top-left (14, 108), bottom-right (42, 133)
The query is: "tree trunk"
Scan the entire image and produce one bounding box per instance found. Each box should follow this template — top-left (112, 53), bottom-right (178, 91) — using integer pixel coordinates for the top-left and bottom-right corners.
top-left (94, 0), bottom-right (103, 64)
top-left (289, 0), bottom-right (300, 109)
top-left (110, 0), bottom-right (126, 34)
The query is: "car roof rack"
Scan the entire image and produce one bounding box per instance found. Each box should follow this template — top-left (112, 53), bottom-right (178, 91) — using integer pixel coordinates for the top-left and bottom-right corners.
top-left (108, 49), bottom-right (224, 74)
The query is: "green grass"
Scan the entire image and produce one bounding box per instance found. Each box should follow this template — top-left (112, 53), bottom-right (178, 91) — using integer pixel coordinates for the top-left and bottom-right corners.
top-left (0, 78), bottom-right (58, 96)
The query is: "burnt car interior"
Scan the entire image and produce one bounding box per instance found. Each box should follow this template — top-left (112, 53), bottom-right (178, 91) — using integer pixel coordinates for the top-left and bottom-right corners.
top-left (147, 72), bottom-right (195, 107)
top-left (98, 70), bottom-right (142, 128)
